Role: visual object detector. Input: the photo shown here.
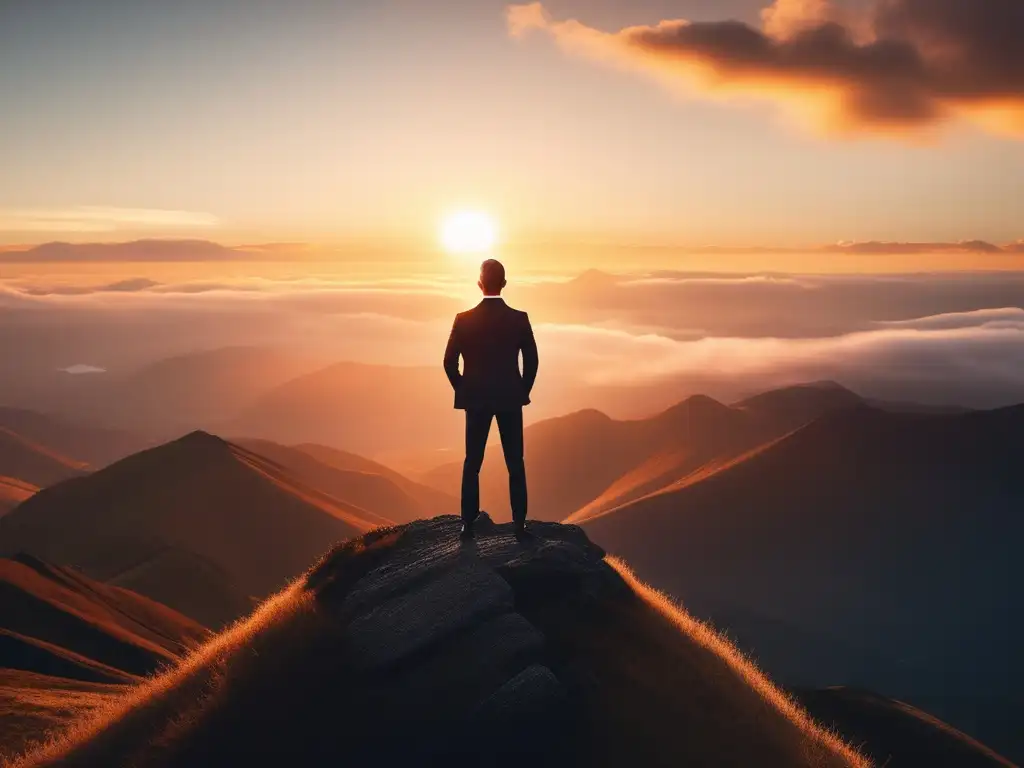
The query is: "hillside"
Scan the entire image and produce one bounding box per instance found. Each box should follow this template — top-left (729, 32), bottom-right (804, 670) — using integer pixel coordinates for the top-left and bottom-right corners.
top-left (0, 555), bottom-right (208, 759)
top-left (425, 383), bottom-right (865, 523)
top-left (797, 688), bottom-right (1016, 768)
top-left (235, 439), bottom-right (455, 523)
top-left (0, 430), bottom-right (86, 489)
top-left (294, 442), bottom-right (457, 515)
top-left (0, 409), bottom-right (146, 469)
top-left (226, 362), bottom-right (461, 457)
top-left (0, 433), bottom-right (388, 627)
top-left (581, 404), bottom-right (1024, 761)
top-left (0, 554), bottom-right (207, 684)
top-left (0, 479), bottom-right (37, 517)
top-left (8, 516), bottom-right (869, 768)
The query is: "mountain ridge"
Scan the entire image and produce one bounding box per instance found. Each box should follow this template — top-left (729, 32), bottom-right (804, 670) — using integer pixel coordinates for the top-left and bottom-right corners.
top-left (0, 431), bottom-right (387, 627)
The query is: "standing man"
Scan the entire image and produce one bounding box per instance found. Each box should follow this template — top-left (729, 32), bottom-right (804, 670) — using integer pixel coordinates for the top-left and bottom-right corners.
top-left (444, 259), bottom-right (538, 539)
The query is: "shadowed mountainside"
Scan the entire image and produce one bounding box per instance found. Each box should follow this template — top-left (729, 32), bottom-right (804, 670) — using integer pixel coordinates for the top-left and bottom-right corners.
top-left (0, 430), bottom-right (86, 490)
top-left (0, 409), bottom-right (147, 470)
top-left (424, 382), bottom-right (865, 522)
top-left (0, 433), bottom-right (388, 628)
top-left (581, 403), bottom-right (1024, 762)
top-left (0, 479), bottom-right (37, 517)
top-left (234, 439), bottom-right (455, 524)
top-left (7, 516), bottom-right (868, 768)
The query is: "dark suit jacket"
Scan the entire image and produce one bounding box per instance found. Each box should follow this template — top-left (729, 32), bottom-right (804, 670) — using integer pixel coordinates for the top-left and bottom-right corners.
top-left (443, 298), bottom-right (539, 411)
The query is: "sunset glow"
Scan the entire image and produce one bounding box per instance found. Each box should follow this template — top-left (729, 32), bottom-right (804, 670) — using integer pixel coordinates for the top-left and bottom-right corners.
top-left (440, 211), bottom-right (498, 256)
top-left (0, 5), bottom-right (1021, 763)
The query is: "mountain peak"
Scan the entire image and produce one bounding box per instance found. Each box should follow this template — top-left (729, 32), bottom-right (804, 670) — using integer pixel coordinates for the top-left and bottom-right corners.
top-left (28, 515), bottom-right (865, 767)
top-left (672, 393), bottom-right (731, 413)
top-left (175, 430), bottom-right (229, 449)
top-left (733, 381), bottom-right (865, 432)
top-left (0, 431), bottom-right (381, 626)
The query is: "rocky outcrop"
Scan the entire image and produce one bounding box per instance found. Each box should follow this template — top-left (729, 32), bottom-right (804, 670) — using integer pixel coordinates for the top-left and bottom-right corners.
top-left (304, 513), bottom-right (594, 765)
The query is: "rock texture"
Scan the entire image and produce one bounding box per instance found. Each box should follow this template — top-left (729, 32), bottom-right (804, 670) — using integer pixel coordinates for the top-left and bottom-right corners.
top-left (305, 513), bottom-right (601, 766)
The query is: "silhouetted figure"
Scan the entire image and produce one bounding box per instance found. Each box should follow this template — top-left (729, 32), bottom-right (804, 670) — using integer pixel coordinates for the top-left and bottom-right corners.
top-left (444, 259), bottom-right (538, 539)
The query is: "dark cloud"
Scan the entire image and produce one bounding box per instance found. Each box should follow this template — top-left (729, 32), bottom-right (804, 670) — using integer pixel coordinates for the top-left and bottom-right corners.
top-left (509, 0), bottom-right (1024, 136)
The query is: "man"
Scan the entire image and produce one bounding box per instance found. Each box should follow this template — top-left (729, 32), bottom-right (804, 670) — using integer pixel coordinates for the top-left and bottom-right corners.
top-left (444, 259), bottom-right (538, 540)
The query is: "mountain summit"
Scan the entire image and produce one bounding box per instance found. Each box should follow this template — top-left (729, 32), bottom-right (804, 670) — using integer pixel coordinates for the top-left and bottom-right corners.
top-left (12, 516), bottom-right (867, 768)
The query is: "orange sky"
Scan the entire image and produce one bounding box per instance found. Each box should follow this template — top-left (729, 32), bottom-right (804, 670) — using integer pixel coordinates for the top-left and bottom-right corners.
top-left (1, 1), bottom-right (1022, 263)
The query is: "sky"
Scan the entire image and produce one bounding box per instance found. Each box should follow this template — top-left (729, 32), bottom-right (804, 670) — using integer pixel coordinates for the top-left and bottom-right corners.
top-left (1, 0), bottom-right (1023, 255)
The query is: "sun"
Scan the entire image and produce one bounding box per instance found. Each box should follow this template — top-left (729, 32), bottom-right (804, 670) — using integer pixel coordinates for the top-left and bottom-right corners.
top-left (440, 210), bottom-right (498, 255)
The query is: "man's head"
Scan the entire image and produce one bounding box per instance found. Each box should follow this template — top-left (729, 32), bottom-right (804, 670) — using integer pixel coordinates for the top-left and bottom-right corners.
top-left (478, 259), bottom-right (507, 296)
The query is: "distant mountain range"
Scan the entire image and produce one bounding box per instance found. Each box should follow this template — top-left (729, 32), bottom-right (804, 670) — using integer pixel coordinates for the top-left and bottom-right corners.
top-left (0, 407), bottom-right (148, 468)
top-left (0, 433), bottom-right (389, 627)
top-left (0, 426), bottom-right (87, 488)
top-left (0, 239), bottom-right (248, 263)
top-left (421, 382), bottom-right (868, 522)
top-left (224, 361), bottom-right (463, 456)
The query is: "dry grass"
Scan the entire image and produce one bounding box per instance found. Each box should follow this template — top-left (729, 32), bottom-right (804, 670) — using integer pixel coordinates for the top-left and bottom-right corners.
top-left (0, 672), bottom-right (122, 761)
top-left (2, 583), bottom-right (310, 768)
top-left (603, 558), bottom-right (868, 767)
top-left (5, 530), bottom-right (404, 768)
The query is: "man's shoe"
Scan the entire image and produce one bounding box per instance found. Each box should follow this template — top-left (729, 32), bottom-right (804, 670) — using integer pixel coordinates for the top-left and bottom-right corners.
top-left (514, 519), bottom-right (531, 540)
top-left (460, 521), bottom-right (475, 540)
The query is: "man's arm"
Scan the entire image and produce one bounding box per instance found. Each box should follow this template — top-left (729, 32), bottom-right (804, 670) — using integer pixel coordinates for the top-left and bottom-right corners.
top-left (443, 316), bottom-right (462, 390)
top-left (520, 313), bottom-right (539, 395)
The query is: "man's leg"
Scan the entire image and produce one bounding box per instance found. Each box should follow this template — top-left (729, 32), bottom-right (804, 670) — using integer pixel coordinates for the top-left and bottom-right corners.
top-left (496, 409), bottom-right (527, 524)
top-left (461, 410), bottom-right (492, 524)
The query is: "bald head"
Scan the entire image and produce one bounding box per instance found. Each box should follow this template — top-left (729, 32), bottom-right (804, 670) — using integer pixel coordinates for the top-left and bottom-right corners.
top-left (479, 259), bottom-right (507, 295)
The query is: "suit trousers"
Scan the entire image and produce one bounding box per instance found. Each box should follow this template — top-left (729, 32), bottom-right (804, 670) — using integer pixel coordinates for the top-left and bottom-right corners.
top-left (461, 409), bottom-right (527, 524)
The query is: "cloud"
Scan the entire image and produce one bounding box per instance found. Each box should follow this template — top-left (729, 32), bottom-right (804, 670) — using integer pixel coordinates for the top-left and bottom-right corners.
top-left (877, 306), bottom-right (1024, 330)
top-left (537, 310), bottom-right (1024, 408)
top-left (59, 364), bottom-right (107, 375)
top-left (3, 268), bottom-right (1024, 411)
top-left (0, 207), bottom-right (219, 234)
top-left (507, 0), bottom-right (1024, 137)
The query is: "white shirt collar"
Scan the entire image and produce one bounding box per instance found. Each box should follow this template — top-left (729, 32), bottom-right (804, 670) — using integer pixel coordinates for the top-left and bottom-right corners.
top-left (482, 295), bottom-right (503, 299)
